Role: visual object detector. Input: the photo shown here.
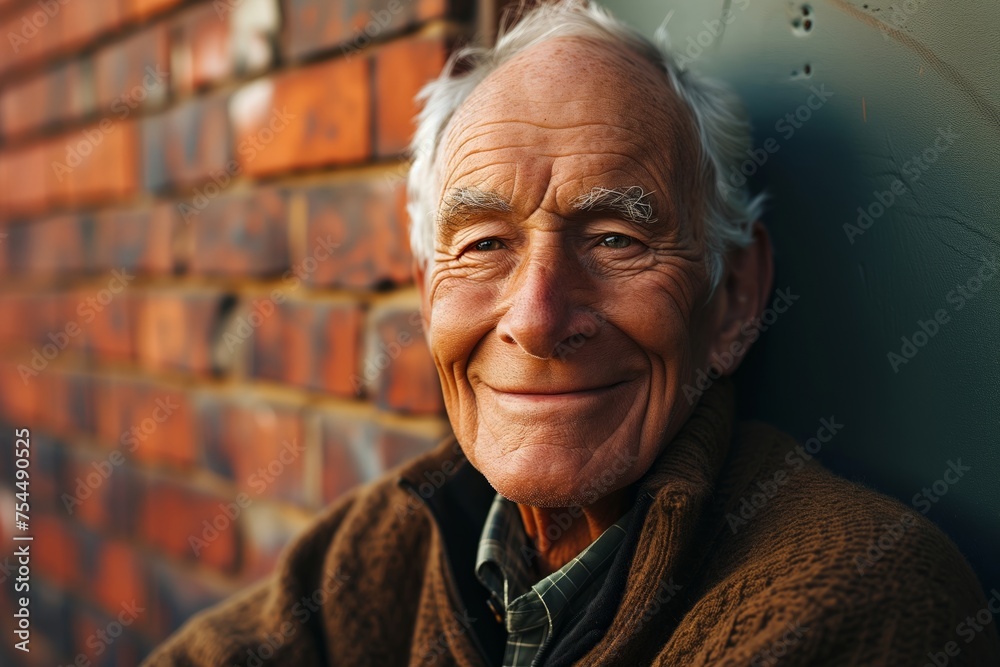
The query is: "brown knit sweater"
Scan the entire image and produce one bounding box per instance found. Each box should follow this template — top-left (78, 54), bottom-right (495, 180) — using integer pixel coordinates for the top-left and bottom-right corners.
top-left (143, 380), bottom-right (1000, 666)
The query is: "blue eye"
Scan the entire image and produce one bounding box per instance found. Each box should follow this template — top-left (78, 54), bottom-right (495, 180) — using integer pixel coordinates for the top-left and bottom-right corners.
top-left (473, 239), bottom-right (506, 251)
top-left (600, 234), bottom-right (632, 249)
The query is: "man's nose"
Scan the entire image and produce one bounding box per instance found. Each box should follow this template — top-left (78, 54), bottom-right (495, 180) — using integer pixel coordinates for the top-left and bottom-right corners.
top-left (495, 252), bottom-right (600, 359)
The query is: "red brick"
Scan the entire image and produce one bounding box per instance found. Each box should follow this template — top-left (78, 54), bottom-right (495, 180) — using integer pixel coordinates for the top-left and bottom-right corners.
top-left (65, 272), bottom-right (138, 364)
top-left (248, 298), bottom-right (363, 396)
top-left (374, 36), bottom-right (446, 156)
top-left (58, 0), bottom-right (123, 54)
top-left (138, 474), bottom-right (242, 572)
top-left (70, 600), bottom-right (150, 667)
top-left (299, 300), bottom-right (364, 396)
top-left (229, 58), bottom-right (370, 176)
top-left (93, 23), bottom-right (170, 112)
top-left (0, 294), bottom-right (25, 343)
top-left (49, 58), bottom-right (94, 126)
top-left (126, 382), bottom-right (198, 468)
top-left (92, 375), bottom-right (129, 445)
top-left (23, 434), bottom-right (67, 513)
top-left (365, 303), bottom-right (444, 414)
top-left (136, 290), bottom-right (230, 375)
top-left (33, 511), bottom-right (83, 589)
top-left (317, 409), bottom-right (379, 504)
top-left (0, 6), bottom-right (56, 75)
top-left (2, 60), bottom-right (95, 140)
top-left (171, 2), bottom-right (233, 94)
top-left (0, 294), bottom-right (26, 344)
top-left (18, 581), bottom-right (74, 665)
top-left (142, 92), bottom-right (232, 192)
top-left (92, 378), bottom-right (198, 467)
top-left (122, 0), bottom-right (186, 23)
top-left (283, 0), bottom-right (466, 62)
top-left (93, 204), bottom-right (177, 275)
top-left (92, 119), bottom-right (141, 203)
top-left (293, 177), bottom-right (412, 289)
top-left (197, 392), bottom-right (311, 504)
top-left (0, 362), bottom-right (39, 429)
top-left (37, 370), bottom-right (92, 438)
top-left (56, 120), bottom-right (140, 207)
top-left (1, 3), bottom-right (117, 77)
top-left (63, 444), bottom-right (147, 537)
top-left (0, 223), bottom-right (13, 276)
top-left (2, 219), bottom-right (44, 276)
top-left (390, 172), bottom-right (413, 255)
top-left (172, 0), bottom-right (279, 94)
top-left (8, 324), bottom-right (60, 392)
top-left (44, 134), bottom-right (72, 207)
top-left (59, 370), bottom-right (96, 435)
top-left (63, 445), bottom-right (120, 532)
top-left (0, 0), bottom-right (486, 645)
top-left (0, 143), bottom-right (49, 216)
top-left (374, 420), bottom-right (449, 469)
top-left (28, 374), bottom-right (60, 434)
top-left (57, 289), bottom-right (91, 356)
top-left (0, 70), bottom-right (49, 138)
top-left (70, 610), bottom-right (112, 667)
top-left (147, 557), bottom-right (238, 638)
top-left (86, 539), bottom-right (149, 626)
top-left (316, 409), bottom-right (448, 502)
top-left (12, 213), bottom-right (93, 277)
top-left (185, 188), bottom-right (289, 276)
top-left (19, 289), bottom-right (64, 350)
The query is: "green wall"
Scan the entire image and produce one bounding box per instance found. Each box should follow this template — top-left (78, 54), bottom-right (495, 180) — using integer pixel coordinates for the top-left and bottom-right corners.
top-left (600, 0), bottom-right (1000, 588)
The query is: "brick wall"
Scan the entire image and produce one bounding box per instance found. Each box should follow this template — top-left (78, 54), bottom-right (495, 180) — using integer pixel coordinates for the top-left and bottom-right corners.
top-left (0, 0), bottom-right (494, 663)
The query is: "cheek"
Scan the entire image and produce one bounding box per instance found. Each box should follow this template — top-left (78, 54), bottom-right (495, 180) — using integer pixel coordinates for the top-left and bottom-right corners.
top-left (427, 276), bottom-right (498, 376)
top-left (603, 272), bottom-right (701, 365)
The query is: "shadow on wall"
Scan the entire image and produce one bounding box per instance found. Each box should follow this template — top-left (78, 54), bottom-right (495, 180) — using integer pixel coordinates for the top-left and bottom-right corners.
top-left (601, 0), bottom-right (1000, 588)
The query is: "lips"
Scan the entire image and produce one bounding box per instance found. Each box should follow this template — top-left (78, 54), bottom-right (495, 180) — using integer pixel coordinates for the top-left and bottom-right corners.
top-left (488, 380), bottom-right (627, 396)
top-left (481, 380), bottom-right (634, 409)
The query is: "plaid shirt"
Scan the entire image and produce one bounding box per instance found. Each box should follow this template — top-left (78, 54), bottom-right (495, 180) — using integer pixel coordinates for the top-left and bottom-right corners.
top-left (475, 494), bottom-right (632, 667)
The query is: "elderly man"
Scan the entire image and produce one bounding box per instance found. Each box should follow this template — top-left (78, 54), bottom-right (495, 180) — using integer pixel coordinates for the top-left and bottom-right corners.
top-left (146, 2), bottom-right (999, 665)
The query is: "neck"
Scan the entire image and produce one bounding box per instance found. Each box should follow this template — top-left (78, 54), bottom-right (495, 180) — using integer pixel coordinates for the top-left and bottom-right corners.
top-left (517, 486), bottom-right (634, 577)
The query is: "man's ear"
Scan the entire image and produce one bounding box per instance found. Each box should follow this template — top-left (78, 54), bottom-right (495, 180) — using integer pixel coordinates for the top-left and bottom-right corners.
top-left (413, 258), bottom-right (432, 333)
top-left (706, 221), bottom-right (774, 375)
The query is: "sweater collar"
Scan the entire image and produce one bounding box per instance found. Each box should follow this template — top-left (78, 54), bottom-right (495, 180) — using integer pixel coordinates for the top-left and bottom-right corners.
top-left (542, 377), bottom-right (736, 666)
top-left (638, 376), bottom-right (736, 500)
top-left (396, 377), bottom-right (737, 666)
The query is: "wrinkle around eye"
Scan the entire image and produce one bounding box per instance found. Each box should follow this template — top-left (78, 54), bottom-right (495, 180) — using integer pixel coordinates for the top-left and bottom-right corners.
top-left (585, 243), bottom-right (705, 284)
top-left (433, 244), bottom-right (518, 285)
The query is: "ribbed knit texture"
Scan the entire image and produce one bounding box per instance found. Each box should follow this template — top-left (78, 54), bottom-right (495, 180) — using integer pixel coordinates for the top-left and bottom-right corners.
top-left (143, 379), bottom-right (1000, 666)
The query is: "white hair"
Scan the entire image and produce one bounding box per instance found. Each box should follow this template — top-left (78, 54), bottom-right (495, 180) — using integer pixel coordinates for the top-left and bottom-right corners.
top-left (406, 0), bottom-right (765, 289)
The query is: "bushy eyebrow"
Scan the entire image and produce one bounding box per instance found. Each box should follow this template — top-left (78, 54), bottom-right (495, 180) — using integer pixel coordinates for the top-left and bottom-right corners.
top-left (437, 186), bottom-right (513, 247)
top-left (570, 186), bottom-right (658, 224)
top-left (435, 184), bottom-right (661, 249)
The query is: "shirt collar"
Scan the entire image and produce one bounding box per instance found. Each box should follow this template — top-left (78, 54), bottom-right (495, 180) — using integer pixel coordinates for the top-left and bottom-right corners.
top-left (475, 493), bottom-right (634, 632)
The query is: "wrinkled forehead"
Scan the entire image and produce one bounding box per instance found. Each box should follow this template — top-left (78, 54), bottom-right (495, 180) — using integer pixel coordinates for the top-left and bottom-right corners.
top-left (435, 36), bottom-right (701, 212)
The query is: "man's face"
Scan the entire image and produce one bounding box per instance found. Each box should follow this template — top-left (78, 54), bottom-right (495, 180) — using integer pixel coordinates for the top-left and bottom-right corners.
top-left (418, 38), bottom-right (724, 507)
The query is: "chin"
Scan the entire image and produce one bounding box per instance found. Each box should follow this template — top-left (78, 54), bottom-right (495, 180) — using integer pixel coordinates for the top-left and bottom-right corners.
top-left (487, 472), bottom-right (581, 508)
top-left (470, 435), bottom-right (641, 509)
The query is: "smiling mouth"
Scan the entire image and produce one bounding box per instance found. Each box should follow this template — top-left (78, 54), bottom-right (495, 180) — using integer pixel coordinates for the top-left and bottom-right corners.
top-left (485, 380), bottom-right (632, 403)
